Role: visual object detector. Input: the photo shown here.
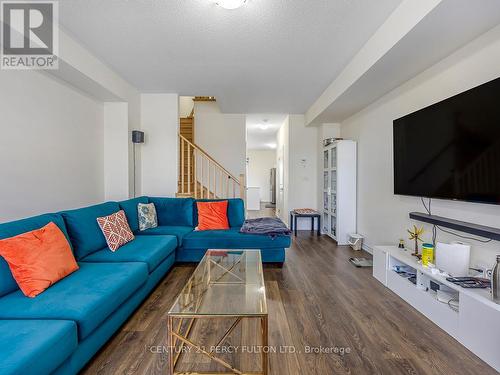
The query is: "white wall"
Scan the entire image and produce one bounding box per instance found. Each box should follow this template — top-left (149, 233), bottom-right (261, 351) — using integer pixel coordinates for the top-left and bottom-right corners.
top-left (55, 29), bottom-right (142, 198)
top-left (247, 150), bottom-right (276, 202)
top-left (194, 101), bottom-right (221, 114)
top-left (0, 30), bottom-right (188, 223)
top-left (0, 70), bottom-right (104, 222)
top-left (288, 115), bottom-right (318, 229)
top-left (195, 113), bottom-right (246, 178)
top-left (140, 94), bottom-right (179, 197)
top-left (179, 96), bottom-right (194, 117)
top-left (341, 25), bottom-right (500, 267)
top-left (103, 102), bottom-right (129, 200)
top-left (127, 96), bottom-right (141, 196)
top-left (276, 116), bottom-right (289, 223)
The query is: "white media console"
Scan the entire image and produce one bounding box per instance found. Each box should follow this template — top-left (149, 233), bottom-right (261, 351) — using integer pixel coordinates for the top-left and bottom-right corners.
top-left (373, 246), bottom-right (500, 371)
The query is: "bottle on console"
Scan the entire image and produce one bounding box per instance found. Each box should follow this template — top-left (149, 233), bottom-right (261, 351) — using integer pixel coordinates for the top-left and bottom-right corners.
top-left (492, 255), bottom-right (500, 303)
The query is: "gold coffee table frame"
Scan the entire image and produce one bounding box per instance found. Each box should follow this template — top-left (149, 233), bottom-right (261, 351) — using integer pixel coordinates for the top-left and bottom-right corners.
top-left (167, 250), bottom-right (268, 375)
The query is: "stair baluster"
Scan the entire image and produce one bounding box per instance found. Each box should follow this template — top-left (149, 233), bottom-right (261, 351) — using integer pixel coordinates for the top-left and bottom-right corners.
top-left (178, 134), bottom-right (245, 202)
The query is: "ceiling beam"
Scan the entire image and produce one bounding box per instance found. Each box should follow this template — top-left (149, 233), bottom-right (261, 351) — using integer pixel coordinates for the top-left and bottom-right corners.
top-left (305, 0), bottom-right (442, 126)
top-left (46, 29), bottom-right (139, 102)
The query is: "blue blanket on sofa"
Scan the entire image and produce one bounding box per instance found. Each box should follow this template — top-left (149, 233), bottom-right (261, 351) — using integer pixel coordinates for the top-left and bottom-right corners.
top-left (240, 217), bottom-right (291, 236)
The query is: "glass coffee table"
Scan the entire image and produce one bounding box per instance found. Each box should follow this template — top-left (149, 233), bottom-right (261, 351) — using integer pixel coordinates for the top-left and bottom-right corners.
top-left (167, 250), bottom-right (268, 375)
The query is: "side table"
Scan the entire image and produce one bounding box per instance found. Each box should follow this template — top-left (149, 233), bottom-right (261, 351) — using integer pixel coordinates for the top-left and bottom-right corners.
top-left (290, 210), bottom-right (321, 237)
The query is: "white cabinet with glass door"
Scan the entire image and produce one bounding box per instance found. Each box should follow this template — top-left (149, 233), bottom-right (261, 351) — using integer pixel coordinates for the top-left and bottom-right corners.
top-left (322, 140), bottom-right (357, 245)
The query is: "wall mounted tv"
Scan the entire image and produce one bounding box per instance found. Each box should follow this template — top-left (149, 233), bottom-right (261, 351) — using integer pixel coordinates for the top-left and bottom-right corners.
top-left (393, 76), bottom-right (500, 205)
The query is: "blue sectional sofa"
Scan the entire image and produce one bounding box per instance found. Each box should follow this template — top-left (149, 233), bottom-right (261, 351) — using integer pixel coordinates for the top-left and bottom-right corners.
top-left (0, 197), bottom-right (290, 375)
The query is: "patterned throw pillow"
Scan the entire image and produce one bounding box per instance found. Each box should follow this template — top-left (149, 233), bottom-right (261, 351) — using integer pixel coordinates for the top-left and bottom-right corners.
top-left (138, 203), bottom-right (158, 231)
top-left (96, 210), bottom-right (135, 251)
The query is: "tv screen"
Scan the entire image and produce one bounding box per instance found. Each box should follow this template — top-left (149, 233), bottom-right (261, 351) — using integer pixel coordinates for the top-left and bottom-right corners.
top-left (393, 76), bottom-right (500, 205)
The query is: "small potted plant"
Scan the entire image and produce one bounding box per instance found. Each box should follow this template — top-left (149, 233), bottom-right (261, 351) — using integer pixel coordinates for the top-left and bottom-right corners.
top-left (407, 225), bottom-right (424, 258)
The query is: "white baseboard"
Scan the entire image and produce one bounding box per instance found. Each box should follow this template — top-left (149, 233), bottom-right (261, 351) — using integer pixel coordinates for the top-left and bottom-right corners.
top-left (362, 243), bottom-right (373, 254)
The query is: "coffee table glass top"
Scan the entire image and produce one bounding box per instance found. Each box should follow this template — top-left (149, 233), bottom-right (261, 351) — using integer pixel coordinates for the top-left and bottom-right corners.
top-left (168, 250), bottom-right (267, 316)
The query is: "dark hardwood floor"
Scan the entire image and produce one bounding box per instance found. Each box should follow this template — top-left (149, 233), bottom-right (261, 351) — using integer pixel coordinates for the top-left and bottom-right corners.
top-left (81, 217), bottom-right (497, 374)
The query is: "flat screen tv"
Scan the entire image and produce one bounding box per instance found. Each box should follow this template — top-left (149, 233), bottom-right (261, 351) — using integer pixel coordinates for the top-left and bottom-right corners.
top-left (393, 77), bottom-right (500, 205)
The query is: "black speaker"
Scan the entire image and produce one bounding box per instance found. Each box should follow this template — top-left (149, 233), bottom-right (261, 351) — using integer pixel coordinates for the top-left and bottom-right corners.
top-left (132, 130), bottom-right (144, 144)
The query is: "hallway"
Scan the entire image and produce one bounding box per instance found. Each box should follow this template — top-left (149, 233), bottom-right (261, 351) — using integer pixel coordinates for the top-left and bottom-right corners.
top-left (247, 203), bottom-right (276, 219)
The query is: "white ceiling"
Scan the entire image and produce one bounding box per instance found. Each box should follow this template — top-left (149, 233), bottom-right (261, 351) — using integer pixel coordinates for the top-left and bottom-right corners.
top-left (58, 0), bottom-right (402, 114)
top-left (312, 0), bottom-right (500, 123)
top-left (246, 114), bottom-right (287, 150)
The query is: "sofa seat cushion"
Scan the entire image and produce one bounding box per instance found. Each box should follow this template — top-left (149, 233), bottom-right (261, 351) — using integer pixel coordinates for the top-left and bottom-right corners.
top-left (0, 262), bottom-right (148, 340)
top-left (0, 320), bottom-right (77, 375)
top-left (182, 227), bottom-right (291, 249)
top-left (61, 201), bottom-right (121, 260)
top-left (81, 235), bottom-right (177, 273)
top-left (138, 226), bottom-right (193, 246)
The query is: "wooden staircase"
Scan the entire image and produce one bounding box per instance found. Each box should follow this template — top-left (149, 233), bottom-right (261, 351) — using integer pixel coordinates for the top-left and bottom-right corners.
top-left (177, 97), bottom-right (245, 201)
top-left (179, 116), bottom-right (195, 194)
top-left (177, 134), bottom-right (245, 201)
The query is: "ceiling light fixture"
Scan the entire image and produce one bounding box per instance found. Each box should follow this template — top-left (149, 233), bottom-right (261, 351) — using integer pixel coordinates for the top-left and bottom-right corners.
top-left (215, 0), bottom-right (247, 10)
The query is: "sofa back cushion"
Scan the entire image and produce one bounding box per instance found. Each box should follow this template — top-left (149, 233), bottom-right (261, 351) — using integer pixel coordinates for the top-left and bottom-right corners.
top-left (118, 196), bottom-right (148, 232)
top-left (0, 213), bottom-right (69, 297)
top-left (194, 198), bottom-right (245, 227)
top-left (149, 197), bottom-right (194, 227)
top-left (61, 202), bottom-right (120, 260)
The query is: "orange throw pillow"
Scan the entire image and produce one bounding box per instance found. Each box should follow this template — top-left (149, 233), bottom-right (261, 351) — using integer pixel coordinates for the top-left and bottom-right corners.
top-left (0, 222), bottom-right (79, 298)
top-left (196, 200), bottom-right (230, 231)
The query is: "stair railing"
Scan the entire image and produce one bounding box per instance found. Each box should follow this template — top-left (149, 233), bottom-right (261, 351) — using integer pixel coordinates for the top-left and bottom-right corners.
top-left (179, 134), bottom-right (245, 201)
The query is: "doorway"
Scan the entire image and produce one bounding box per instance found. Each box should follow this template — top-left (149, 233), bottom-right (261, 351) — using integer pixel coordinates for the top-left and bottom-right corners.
top-left (245, 115), bottom-right (284, 213)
